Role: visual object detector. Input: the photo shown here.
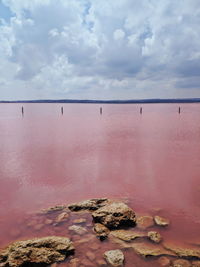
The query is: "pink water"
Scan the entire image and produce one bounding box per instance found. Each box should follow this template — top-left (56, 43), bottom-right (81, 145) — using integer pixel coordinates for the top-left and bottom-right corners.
top-left (0, 103), bottom-right (200, 265)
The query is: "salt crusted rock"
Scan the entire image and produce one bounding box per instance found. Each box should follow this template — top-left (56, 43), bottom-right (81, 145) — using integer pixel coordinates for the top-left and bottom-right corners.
top-left (92, 202), bottom-right (136, 228)
top-left (136, 215), bottom-right (154, 230)
top-left (154, 216), bottom-right (170, 226)
top-left (68, 225), bottom-right (87, 235)
top-left (54, 212), bottom-right (69, 224)
top-left (110, 229), bottom-right (145, 241)
top-left (39, 205), bottom-right (68, 214)
top-left (94, 223), bottom-right (110, 239)
top-left (0, 236), bottom-right (74, 267)
top-left (104, 249), bottom-right (124, 266)
top-left (148, 231), bottom-right (162, 243)
top-left (68, 198), bottom-right (108, 211)
top-left (163, 243), bottom-right (200, 258)
top-left (130, 242), bottom-right (176, 258)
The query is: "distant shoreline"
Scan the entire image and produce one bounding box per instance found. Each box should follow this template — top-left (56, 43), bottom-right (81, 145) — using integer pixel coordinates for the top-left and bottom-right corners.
top-left (1, 98), bottom-right (200, 104)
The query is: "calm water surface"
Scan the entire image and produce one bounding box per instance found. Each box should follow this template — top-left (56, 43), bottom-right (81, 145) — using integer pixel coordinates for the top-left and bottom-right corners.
top-left (0, 103), bottom-right (200, 265)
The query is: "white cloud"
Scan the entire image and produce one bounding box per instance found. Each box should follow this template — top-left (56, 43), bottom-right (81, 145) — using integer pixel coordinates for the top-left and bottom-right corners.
top-left (113, 29), bottom-right (125, 41)
top-left (0, 0), bottom-right (200, 100)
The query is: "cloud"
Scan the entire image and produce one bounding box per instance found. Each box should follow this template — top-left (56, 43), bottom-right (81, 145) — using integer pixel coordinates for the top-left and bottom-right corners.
top-left (0, 0), bottom-right (200, 100)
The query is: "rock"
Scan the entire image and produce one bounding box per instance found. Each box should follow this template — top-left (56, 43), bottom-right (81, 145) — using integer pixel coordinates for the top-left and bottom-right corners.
top-left (164, 243), bottom-right (200, 259)
top-left (110, 229), bottom-right (145, 241)
top-left (69, 225), bottom-right (87, 235)
top-left (94, 223), bottom-right (110, 240)
top-left (192, 261), bottom-right (200, 267)
top-left (0, 236), bottom-right (74, 267)
top-left (39, 205), bottom-right (68, 214)
top-left (172, 259), bottom-right (191, 267)
top-left (69, 258), bottom-right (80, 267)
top-left (148, 231), bottom-right (162, 243)
top-left (157, 256), bottom-right (171, 266)
top-left (104, 249), bottom-right (124, 267)
top-left (136, 216), bottom-right (154, 230)
top-left (154, 216), bottom-right (170, 226)
top-left (68, 198), bottom-right (108, 211)
top-left (131, 242), bottom-right (176, 258)
top-left (0, 250), bottom-right (8, 263)
top-left (96, 259), bottom-right (107, 266)
top-left (92, 202), bottom-right (136, 228)
top-left (55, 212), bottom-right (69, 224)
top-left (86, 251), bottom-right (96, 261)
top-left (73, 218), bottom-right (87, 224)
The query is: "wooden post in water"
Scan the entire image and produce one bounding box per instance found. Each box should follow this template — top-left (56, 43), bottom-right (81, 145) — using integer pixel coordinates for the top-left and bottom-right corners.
top-left (178, 106), bottom-right (181, 114)
top-left (61, 106), bottom-right (63, 115)
top-left (140, 107), bottom-right (142, 114)
top-left (100, 107), bottom-right (102, 115)
top-left (21, 106), bottom-right (24, 116)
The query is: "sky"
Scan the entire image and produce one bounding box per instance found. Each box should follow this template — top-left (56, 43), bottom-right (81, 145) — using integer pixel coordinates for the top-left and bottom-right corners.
top-left (0, 0), bottom-right (200, 100)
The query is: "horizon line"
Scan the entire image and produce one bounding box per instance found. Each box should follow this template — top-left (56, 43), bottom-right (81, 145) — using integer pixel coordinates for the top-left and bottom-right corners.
top-left (1, 98), bottom-right (200, 103)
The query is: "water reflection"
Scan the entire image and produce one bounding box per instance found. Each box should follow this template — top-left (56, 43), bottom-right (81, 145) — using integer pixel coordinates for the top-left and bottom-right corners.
top-left (0, 103), bottom-right (200, 247)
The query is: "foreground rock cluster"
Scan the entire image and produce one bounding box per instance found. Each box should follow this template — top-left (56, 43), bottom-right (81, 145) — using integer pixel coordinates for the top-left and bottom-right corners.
top-left (1, 198), bottom-right (200, 267)
top-left (0, 236), bottom-right (74, 267)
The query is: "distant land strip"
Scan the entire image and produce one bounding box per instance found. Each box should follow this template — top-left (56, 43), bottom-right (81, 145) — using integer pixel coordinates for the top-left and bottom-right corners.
top-left (1, 98), bottom-right (200, 104)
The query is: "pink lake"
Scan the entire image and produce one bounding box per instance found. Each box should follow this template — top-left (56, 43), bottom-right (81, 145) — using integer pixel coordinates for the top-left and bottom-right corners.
top-left (0, 103), bottom-right (200, 266)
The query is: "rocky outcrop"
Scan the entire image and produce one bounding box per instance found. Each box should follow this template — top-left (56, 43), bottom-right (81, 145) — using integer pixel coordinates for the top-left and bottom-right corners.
top-left (110, 229), bottom-right (145, 241)
top-left (164, 243), bottom-right (200, 258)
top-left (3, 198), bottom-right (198, 267)
top-left (131, 242), bottom-right (176, 258)
top-left (0, 236), bottom-right (74, 267)
top-left (104, 249), bottom-right (124, 266)
top-left (68, 198), bottom-right (108, 211)
top-left (94, 223), bottom-right (110, 240)
top-left (154, 216), bottom-right (170, 227)
top-left (92, 202), bottom-right (136, 228)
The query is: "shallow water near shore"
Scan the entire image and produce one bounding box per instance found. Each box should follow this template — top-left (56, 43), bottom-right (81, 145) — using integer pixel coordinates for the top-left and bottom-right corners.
top-left (0, 103), bottom-right (200, 266)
